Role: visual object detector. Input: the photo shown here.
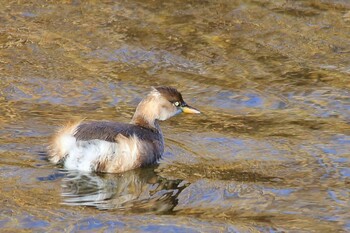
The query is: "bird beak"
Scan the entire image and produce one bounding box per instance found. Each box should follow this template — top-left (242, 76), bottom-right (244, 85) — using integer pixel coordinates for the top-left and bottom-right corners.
top-left (181, 104), bottom-right (201, 114)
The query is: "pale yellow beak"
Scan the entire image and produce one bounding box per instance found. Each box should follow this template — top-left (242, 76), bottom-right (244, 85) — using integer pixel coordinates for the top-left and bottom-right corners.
top-left (181, 105), bottom-right (201, 114)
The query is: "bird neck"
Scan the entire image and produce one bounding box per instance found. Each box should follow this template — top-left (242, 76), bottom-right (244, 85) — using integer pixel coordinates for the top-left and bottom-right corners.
top-left (130, 97), bottom-right (161, 132)
top-left (131, 114), bottom-right (160, 131)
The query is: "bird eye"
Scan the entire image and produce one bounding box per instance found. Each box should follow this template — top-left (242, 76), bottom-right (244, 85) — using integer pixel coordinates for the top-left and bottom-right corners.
top-left (174, 101), bottom-right (180, 107)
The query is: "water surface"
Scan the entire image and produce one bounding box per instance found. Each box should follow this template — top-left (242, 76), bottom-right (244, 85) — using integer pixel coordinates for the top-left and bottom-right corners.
top-left (0, 0), bottom-right (350, 232)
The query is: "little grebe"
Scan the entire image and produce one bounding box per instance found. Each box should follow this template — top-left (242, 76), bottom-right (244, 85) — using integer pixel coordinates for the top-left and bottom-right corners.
top-left (48, 86), bottom-right (200, 173)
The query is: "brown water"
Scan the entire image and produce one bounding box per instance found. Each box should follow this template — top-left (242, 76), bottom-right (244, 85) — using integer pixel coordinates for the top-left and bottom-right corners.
top-left (1, 0), bottom-right (350, 232)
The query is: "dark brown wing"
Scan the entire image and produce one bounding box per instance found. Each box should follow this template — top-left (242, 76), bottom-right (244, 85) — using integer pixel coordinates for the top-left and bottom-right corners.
top-left (74, 121), bottom-right (161, 143)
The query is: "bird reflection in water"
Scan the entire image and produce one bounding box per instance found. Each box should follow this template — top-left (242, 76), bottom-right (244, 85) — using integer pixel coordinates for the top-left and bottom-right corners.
top-left (60, 167), bottom-right (188, 213)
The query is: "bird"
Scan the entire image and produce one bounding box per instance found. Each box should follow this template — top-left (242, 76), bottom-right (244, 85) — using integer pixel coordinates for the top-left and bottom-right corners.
top-left (48, 86), bottom-right (200, 173)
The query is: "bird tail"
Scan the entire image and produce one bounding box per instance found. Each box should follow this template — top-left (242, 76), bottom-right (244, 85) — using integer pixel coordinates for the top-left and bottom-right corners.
top-left (48, 119), bottom-right (83, 164)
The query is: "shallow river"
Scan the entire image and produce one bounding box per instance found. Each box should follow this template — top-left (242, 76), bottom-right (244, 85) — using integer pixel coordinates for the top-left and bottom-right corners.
top-left (0, 0), bottom-right (350, 232)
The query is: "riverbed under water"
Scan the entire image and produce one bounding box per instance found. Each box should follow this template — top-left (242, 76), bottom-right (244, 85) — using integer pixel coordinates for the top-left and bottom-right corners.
top-left (0, 0), bottom-right (350, 232)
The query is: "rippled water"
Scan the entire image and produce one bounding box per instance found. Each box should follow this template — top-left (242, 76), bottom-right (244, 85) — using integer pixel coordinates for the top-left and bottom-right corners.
top-left (1, 0), bottom-right (350, 232)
